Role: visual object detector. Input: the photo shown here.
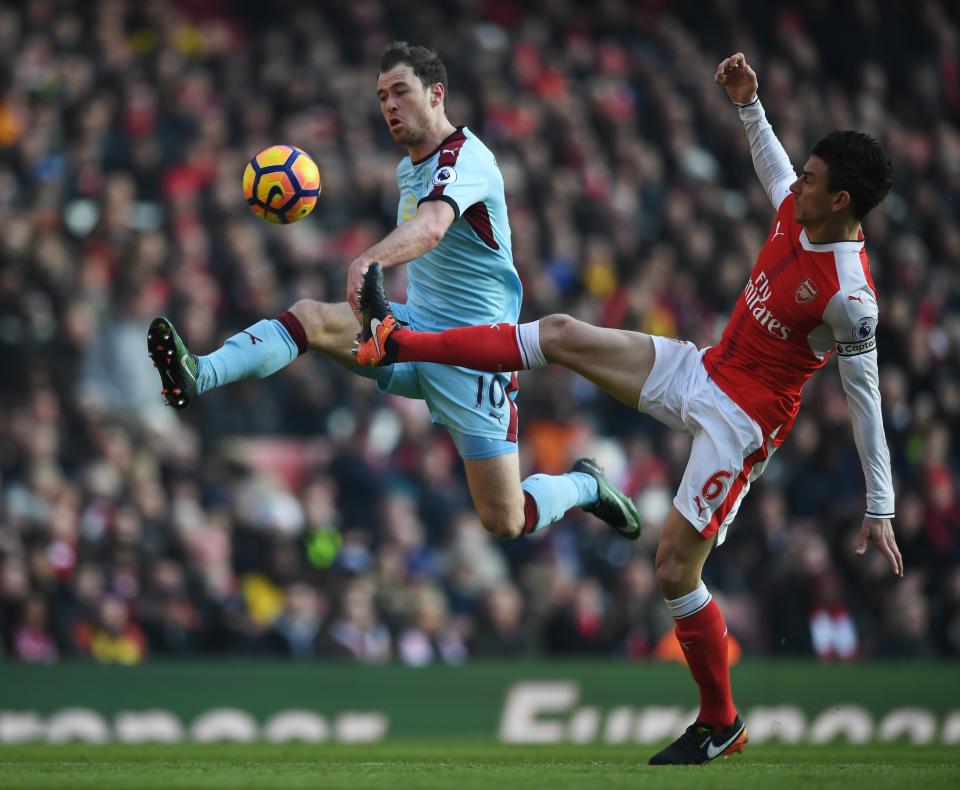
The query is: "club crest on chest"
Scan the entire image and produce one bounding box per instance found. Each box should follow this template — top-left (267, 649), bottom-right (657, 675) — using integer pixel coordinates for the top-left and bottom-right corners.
top-left (795, 278), bottom-right (819, 304)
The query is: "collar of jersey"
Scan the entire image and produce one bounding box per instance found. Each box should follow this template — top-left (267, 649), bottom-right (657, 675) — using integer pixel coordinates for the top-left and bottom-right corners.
top-left (799, 228), bottom-right (865, 253)
top-left (411, 126), bottom-right (467, 166)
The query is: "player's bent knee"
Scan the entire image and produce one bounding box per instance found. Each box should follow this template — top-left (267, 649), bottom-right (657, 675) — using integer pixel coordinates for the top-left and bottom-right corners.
top-left (478, 510), bottom-right (525, 540)
top-left (539, 313), bottom-right (574, 343)
top-left (538, 314), bottom-right (579, 357)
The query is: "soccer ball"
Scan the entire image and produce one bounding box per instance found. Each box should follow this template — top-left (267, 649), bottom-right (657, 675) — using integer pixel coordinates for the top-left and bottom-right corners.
top-left (242, 145), bottom-right (321, 224)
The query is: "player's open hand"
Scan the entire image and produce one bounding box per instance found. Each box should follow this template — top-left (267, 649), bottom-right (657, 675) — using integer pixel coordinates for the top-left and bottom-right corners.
top-left (856, 516), bottom-right (904, 577)
top-left (715, 52), bottom-right (758, 105)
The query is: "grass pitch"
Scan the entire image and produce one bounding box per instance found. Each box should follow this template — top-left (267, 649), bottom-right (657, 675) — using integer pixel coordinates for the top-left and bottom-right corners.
top-left (0, 742), bottom-right (957, 789)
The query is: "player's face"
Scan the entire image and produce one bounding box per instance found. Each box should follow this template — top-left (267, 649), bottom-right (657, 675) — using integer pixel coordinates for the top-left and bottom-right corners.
top-left (789, 155), bottom-right (847, 226)
top-left (377, 65), bottom-right (434, 146)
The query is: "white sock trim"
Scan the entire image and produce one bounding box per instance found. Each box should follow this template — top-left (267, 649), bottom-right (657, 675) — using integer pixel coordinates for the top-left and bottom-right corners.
top-left (516, 321), bottom-right (548, 370)
top-left (665, 581), bottom-right (712, 620)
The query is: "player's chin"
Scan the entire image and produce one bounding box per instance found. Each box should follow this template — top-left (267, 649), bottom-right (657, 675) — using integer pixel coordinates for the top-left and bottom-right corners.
top-left (389, 124), bottom-right (413, 143)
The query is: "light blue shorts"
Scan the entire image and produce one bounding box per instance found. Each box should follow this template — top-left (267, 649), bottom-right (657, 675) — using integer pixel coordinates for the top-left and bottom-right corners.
top-left (353, 301), bottom-right (519, 460)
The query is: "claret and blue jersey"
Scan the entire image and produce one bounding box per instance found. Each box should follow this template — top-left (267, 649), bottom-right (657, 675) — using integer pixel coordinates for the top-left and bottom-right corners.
top-left (395, 126), bottom-right (522, 332)
top-left (355, 125), bottom-right (522, 451)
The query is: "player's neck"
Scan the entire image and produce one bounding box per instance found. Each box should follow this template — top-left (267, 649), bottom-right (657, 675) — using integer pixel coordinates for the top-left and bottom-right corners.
top-left (803, 216), bottom-right (861, 244)
top-left (407, 117), bottom-right (457, 162)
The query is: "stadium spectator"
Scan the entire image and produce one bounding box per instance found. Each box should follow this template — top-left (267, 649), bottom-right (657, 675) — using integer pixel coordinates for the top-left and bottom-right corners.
top-left (544, 577), bottom-right (613, 656)
top-left (396, 583), bottom-right (469, 666)
top-left (328, 577), bottom-right (392, 664)
top-left (72, 596), bottom-right (148, 665)
top-left (12, 596), bottom-right (58, 664)
top-left (470, 582), bottom-right (536, 658)
top-left (268, 582), bottom-right (329, 660)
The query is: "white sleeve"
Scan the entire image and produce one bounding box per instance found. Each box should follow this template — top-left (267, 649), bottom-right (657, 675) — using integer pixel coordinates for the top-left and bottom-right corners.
top-left (824, 288), bottom-right (896, 518)
top-left (737, 97), bottom-right (795, 210)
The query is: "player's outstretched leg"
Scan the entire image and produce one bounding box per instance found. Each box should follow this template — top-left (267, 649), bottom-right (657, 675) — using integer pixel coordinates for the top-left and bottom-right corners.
top-left (353, 264), bottom-right (655, 410)
top-left (148, 311), bottom-right (309, 409)
top-left (648, 715), bottom-right (747, 766)
top-left (148, 317), bottom-right (200, 409)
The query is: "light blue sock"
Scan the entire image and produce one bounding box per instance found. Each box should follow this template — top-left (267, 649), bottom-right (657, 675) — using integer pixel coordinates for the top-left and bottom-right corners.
top-left (196, 319), bottom-right (300, 394)
top-left (521, 472), bottom-right (599, 533)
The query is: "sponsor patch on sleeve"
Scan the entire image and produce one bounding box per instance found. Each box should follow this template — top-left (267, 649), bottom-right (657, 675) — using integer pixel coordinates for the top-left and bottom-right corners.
top-left (432, 166), bottom-right (457, 186)
top-left (855, 316), bottom-right (876, 341)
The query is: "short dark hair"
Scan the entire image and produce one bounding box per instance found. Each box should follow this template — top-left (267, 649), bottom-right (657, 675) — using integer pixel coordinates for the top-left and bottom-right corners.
top-left (379, 41), bottom-right (447, 96)
top-left (811, 131), bottom-right (893, 221)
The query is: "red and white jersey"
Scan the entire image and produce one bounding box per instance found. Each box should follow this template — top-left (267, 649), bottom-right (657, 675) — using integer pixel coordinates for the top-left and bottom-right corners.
top-left (703, 193), bottom-right (877, 441)
top-left (701, 97), bottom-right (894, 519)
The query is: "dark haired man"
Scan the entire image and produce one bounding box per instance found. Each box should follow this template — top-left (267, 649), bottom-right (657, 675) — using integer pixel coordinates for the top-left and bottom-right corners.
top-left (356, 52), bottom-right (902, 764)
top-left (148, 43), bottom-right (640, 544)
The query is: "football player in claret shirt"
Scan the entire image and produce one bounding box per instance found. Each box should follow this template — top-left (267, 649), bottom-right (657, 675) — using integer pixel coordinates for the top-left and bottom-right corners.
top-left (356, 52), bottom-right (903, 765)
top-left (149, 43), bottom-right (641, 547)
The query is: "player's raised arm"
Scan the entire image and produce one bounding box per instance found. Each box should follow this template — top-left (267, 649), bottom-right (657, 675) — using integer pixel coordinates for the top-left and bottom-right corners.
top-left (715, 53), bottom-right (795, 209)
top-left (346, 199), bottom-right (456, 313)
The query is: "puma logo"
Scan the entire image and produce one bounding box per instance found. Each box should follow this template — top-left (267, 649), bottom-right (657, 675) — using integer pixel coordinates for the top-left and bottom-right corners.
top-left (243, 331), bottom-right (262, 345)
top-left (695, 496), bottom-right (707, 517)
top-left (847, 294), bottom-right (863, 303)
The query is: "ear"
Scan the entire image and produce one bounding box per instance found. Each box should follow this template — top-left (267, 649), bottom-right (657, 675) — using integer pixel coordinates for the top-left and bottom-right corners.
top-left (431, 82), bottom-right (445, 107)
top-left (832, 189), bottom-right (851, 214)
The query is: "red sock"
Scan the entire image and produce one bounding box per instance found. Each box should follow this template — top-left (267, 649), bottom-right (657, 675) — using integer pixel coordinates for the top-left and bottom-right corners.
top-left (674, 599), bottom-right (737, 728)
top-left (392, 323), bottom-right (524, 371)
top-left (521, 492), bottom-right (539, 535)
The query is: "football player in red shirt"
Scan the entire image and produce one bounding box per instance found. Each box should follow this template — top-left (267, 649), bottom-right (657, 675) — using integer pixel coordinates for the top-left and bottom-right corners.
top-left (356, 52), bottom-right (903, 765)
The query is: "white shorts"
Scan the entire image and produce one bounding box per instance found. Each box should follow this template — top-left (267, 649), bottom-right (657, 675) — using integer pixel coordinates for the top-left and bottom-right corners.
top-left (638, 336), bottom-right (779, 545)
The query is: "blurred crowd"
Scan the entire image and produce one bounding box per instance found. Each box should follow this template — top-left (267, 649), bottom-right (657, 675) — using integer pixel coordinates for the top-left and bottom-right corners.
top-left (1, 0), bottom-right (958, 666)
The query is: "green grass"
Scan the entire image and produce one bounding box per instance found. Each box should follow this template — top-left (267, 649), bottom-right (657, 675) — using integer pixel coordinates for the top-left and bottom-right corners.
top-left (0, 742), bottom-right (957, 790)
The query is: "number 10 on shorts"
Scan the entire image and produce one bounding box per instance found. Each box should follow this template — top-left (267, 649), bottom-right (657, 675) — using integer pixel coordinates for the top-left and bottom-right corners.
top-left (475, 374), bottom-right (509, 410)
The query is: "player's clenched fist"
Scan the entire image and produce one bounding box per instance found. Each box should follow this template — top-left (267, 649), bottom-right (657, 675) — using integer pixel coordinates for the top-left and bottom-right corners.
top-left (715, 52), bottom-right (758, 105)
